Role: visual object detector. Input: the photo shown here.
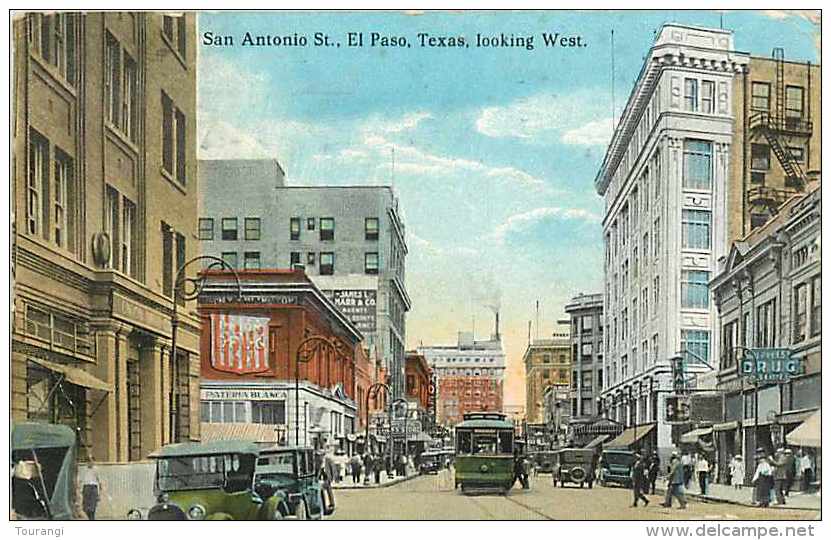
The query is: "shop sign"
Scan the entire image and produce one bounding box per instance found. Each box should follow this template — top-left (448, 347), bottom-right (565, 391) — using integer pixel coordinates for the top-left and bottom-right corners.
top-left (740, 349), bottom-right (802, 383)
top-left (325, 290), bottom-right (377, 332)
top-left (210, 313), bottom-right (271, 374)
top-left (665, 395), bottom-right (691, 424)
top-left (201, 388), bottom-right (288, 401)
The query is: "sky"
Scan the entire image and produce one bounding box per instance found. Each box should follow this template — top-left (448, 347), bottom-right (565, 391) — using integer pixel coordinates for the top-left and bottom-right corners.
top-left (195, 10), bottom-right (820, 408)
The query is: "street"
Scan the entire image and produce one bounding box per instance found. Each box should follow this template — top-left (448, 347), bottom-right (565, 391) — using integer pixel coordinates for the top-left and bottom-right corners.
top-left (333, 471), bottom-right (817, 520)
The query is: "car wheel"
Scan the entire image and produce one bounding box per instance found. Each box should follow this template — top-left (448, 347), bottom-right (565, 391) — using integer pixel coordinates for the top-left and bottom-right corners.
top-left (270, 505), bottom-right (286, 520)
top-left (295, 501), bottom-right (309, 520)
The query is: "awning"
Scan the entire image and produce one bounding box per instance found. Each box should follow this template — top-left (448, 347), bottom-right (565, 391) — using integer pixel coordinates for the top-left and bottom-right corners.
top-left (680, 427), bottom-right (713, 444)
top-left (606, 423), bottom-right (656, 448)
top-left (30, 358), bottom-right (112, 392)
top-left (200, 422), bottom-right (281, 444)
top-left (777, 409), bottom-right (815, 426)
top-left (714, 421), bottom-right (739, 432)
top-left (786, 410), bottom-right (820, 448)
top-left (585, 434), bottom-right (609, 449)
top-left (411, 432), bottom-right (433, 443)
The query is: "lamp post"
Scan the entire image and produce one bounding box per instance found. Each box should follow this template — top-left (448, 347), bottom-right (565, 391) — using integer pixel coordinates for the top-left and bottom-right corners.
top-left (171, 255), bottom-right (241, 443)
top-left (295, 336), bottom-right (341, 447)
top-left (391, 398), bottom-right (408, 458)
top-left (365, 382), bottom-right (392, 461)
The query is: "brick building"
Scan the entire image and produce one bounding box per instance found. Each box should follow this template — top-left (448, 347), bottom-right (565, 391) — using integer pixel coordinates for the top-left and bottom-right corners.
top-left (12, 12), bottom-right (200, 462)
top-left (523, 334), bottom-right (571, 424)
top-left (197, 269), bottom-right (363, 449)
top-left (405, 352), bottom-right (431, 410)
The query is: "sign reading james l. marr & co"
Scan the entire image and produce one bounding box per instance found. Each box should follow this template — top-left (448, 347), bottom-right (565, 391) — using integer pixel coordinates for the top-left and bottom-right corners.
top-left (201, 388), bottom-right (288, 401)
top-left (324, 289), bottom-right (377, 332)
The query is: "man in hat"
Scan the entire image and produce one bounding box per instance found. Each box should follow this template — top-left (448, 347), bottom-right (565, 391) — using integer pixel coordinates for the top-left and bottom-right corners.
top-left (772, 448), bottom-right (789, 505)
top-left (661, 453), bottom-right (687, 509)
top-left (647, 453), bottom-right (660, 495)
top-left (783, 449), bottom-right (795, 496)
top-left (630, 453), bottom-right (649, 507)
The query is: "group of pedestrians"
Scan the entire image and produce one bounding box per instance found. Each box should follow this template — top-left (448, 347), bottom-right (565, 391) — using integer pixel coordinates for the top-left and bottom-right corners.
top-left (750, 447), bottom-right (813, 507)
top-left (345, 452), bottom-right (412, 485)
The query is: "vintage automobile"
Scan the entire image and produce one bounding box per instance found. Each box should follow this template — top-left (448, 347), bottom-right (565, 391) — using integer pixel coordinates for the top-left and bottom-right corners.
top-left (142, 440), bottom-right (285, 520)
top-left (418, 450), bottom-right (443, 475)
top-left (11, 422), bottom-right (78, 520)
top-left (552, 448), bottom-right (595, 488)
top-left (532, 451), bottom-right (558, 474)
top-left (598, 449), bottom-right (636, 488)
top-left (254, 446), bottom-right (331, 520)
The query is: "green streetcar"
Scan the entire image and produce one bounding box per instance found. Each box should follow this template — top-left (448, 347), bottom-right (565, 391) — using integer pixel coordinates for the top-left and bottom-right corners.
top-left (454, 412), bottom-right (516, 494)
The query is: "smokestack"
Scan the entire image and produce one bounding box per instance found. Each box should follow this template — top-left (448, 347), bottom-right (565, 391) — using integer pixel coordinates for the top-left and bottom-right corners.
top-left (494, 311), bottom-right (500, 341)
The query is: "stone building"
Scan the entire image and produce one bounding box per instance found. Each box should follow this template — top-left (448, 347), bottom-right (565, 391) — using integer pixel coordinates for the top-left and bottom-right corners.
top-left (198, 172), bottom-right (410, 398)
top-left (11, 12), bottom-right (199, 462)
top-left (564, 293), bottom-right (604, 418)
top-left (711, 186), bottom-right (820, 484)
top-left (728, 52), bottom-right (820, 240)
top-left (595, 24), bottom-right (749, 461)
top-left (522, 334), bottom-right (571, 425)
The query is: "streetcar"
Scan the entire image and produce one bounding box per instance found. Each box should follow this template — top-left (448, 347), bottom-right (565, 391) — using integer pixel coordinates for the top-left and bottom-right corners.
top-left (454, 412), bottom-right (516, 494)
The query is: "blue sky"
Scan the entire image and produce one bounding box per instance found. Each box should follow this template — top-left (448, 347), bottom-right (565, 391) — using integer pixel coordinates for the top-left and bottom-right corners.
top-left (196, 10), bottom-right (819, 405)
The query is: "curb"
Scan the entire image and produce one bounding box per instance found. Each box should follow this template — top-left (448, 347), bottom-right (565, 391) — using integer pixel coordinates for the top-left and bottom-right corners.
top-left (656, 487), bottom-right (820, 511)
top-left (333, 473), bottom-right (419, 490)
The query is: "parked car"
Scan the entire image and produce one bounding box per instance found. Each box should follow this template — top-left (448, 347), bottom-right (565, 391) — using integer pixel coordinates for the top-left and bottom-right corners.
top-left (254, 446), bottom-right (330, 520)
top-left (141, 440), bottom-right (284, 520)
top-left (418, 451), bottom-right (443, 475)
top-left (553, 448), bottom-right (596, 488)
top-left (11, 423), bottom-right (78, 520)
top-left (532, 451), bottom-right (558, 474)
top-left (598, 449), bottom-right (636, 488)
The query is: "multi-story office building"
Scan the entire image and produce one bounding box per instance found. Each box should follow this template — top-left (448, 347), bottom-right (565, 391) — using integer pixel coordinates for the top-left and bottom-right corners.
top-left (199, 173), bottom-right (410, 397)
top-left (522, 334), bottom-right (571, 424)
top-left (728, 53), bottom-right (820, 239)
top-left (565, 293), bottom-right (604, 418)
top-left (711, 186), bottom-right (820, 484)
top-left (595, 24), bottom-right (749, 461)
top-left (12, 12), bottom-right (200, 461)
top-left (418, 330), bottom-right (505, 426)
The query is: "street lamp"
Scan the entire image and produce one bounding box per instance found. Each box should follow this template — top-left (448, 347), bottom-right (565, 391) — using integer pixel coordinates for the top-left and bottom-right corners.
top-left (171, 255), bottom-right (241, 443)
top-left (295, 336), bottom-right (341, 446)
top-left (365, 382), bottom-right (392, 461)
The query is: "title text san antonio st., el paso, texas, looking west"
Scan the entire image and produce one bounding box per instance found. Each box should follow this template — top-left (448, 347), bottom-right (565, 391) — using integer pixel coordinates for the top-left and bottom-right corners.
top-left (201, 31), bottom-right (586, 50)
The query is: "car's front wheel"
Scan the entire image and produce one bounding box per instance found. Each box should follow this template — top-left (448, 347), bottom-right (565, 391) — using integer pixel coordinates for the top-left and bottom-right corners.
top-left (295, 501), bottom-right (309, 520)
top-left (270, 505), bottom-right (286, 520)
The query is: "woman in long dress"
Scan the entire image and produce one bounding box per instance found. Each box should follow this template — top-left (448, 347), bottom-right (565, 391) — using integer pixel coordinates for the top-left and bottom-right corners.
top-left (752, 455), bottom-right (773, 507)
top-left (730, 455), bottom-right (745, 490)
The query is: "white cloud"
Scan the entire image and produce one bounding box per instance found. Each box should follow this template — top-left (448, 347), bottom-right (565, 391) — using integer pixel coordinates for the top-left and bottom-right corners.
top-left (489, 206), bottom-right (600, 244)
top-left (561, 117), bottom-right (615, 146)
top-left (366, 111), bottom-right (433, 134)
top-left (198, 117), bottom-right (271, 160)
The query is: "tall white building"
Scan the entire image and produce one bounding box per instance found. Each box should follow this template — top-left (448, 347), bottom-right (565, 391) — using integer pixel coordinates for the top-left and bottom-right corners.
top-left (595, 24), bottom-right (749, 461)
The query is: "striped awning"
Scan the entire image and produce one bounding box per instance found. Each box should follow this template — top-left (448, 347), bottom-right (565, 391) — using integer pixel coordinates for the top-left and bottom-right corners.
top-left (786, 410), bottom-right (820, 448)
top-left (606, 423), bottom-right (656, 448)
top-left (200, 423), bottom-right (281, 444)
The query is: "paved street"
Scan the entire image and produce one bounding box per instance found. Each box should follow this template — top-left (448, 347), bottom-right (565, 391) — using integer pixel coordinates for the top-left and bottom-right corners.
top-left (332, 471), bottom-right (817, 520)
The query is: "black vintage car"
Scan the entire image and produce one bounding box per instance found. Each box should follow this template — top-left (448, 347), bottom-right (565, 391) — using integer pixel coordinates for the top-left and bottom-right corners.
top-left (553, 448), bottom-right (596, 488)
top-left (418, 451), bottom-right (443, 475)
top-left (532, 451), bottom-right (558, 474)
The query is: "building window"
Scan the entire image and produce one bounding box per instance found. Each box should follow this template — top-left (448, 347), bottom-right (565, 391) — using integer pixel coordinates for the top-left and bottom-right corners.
top-left (365, 252), bottom-right (379, 274)
top-left (681, 329), bottom-right (709, 364)
top-left (290, 217), bottom-right (301, 240)
top-left (810, 276), bottom-right (821, 337)
top-left (122, 198), bottom-right (136, 277)
top-left (787, 146), bottom-right (806, 163)
top-left (793, 283), bottom-right (808, 343)
top-left (785, 86), bottom-right (804, 118)
top-left (653, 217), bottom-right (661, 257)
top-left (105, 32), bottom-right (121, 128)
top-left (320, 217), bottom-right (335, 241)
top-left (684, 78), bottom-right (698, 112)
top-left (365, 217), bottom-right (379, 241)
top-left (751, 82), bottom-right (770, 111)
top-left (163, 14), bottom-right (187, 59)
top-left (290, 252), bottom-right (301, 267)
top-left (104, 186), bottom-right (120, 270)
top-left (53, 148), bottom-right (75, 251)
top-left (721, 320), bottom-right (738, 369)
top-left (175, 232), bottom-right (186, 305)
top-left (683, 140), bottom-right (712, 190)
top-left (162, 92), bottom-right (187, 185)
top-left (244, 251), bottom-right (261, 270)
top-left (162, 223), bottom-right (173, 296)
top-left (701, 80), bottom-right (715, 114)
top-left (681, 270), bottom-right (710, 309)
top-left (306, 252), bottom-right (316, 266)
top-left (755, 300), bottom-right (776, 348)
top-left (252, 401), bottom-right (286, 425)
top-left (221, 251), bottom-right (237, 270)
top-left (306, 217), bottom-right (315, 230)
top-left (751, 144), bottom-right (771, 171)
top-left (651, 334), bottom-right (658, 364)
top-left (27, 129), bottom-right (49, 237)
top-left (682, 210), bottom-right (711, 250)
top-left (198, 218), bottom-right (214, 240)
top-left (221, 218), bottom-right (238, 240)
top-left (320, 252), bottom-right (334, 275)
top-left (244, 217), bottom-right (261, 240)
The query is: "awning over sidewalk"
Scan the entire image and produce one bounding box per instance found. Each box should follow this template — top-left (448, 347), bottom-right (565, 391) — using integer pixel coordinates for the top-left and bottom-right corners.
top-left (713, 421), bottom-right (739, 432)
top-left (786, 410), bottom-right (820, 448)
top-left (680, 427), bottom-right (713, 444)
top-left (200, 422), bottom-right (281, 444)
top-left (606, 423), bottom-right (656, 448)
top-left (31, 357), bottom-right (112, 392)
top-left (585, 434), bottom-right (609, 449)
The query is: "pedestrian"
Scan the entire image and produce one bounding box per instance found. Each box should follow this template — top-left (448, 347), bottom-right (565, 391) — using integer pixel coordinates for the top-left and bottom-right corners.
top-left (319, 451), bottom-right (336, 513)
top-left (798, 450), bottom-right (814, 492)
top-left (752, 452), bottom-right (774, 507)
top-left (363, 453), bottom-right (373, 485)
top-left (729, 455), bottom-right (745, 490)
top-left (373, 454), bottom-right (382, 484)
top-left (783, 449), bottom-right (795, 496)
top-left (79, 461), bottom-right (101, 520)
top-left (772, 449), bottom-right (788, 505)
top-left (398, 453), bottom-right (407, 477)
top-left (647, 453), bottom-right (660, 495)
top-left (681, 452), bottom-right (693, 488)
top-left (695, 454), bottom-right (710, 495)
top-left (661, 453), bottom-right (687, 509)
top-left (350, 453), bottom-right (362, 484)
top-left (513, 449), bottom-right (529, 489)
top-left (630, 453), bottom-right (649, 507)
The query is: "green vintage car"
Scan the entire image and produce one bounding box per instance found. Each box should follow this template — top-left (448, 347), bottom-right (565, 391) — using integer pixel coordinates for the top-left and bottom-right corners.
top-left (254, 447), bottom-right (329, 520)
top-left (144, 440), bottom-right (285, 520)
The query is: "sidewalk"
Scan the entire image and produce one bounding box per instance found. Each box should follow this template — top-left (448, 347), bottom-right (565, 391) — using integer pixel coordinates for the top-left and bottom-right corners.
top-left (657, 479), bottom-right (820, 511)
top-left (333, 470), bottom-right (419, 490)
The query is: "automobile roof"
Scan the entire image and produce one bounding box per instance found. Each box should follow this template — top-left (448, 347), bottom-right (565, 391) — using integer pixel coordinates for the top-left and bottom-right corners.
top-left (12, 422), bottom-right (76, 449)
top-left (150, 439), bottom-right (260, 458)
top-left (259, 445), bottom-right (315, 454)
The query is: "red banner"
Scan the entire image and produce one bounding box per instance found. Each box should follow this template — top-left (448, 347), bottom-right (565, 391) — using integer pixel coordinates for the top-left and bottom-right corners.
top-left (210, 313), bottom-right (270, 374)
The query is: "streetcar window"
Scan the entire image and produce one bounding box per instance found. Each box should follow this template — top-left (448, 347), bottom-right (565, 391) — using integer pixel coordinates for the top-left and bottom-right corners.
top-left (472, 434), bottom-right (497, 455)
top-left (498, 430), bottom-right (513, 454)
top-left (457, 431), bottom-right (472, 454)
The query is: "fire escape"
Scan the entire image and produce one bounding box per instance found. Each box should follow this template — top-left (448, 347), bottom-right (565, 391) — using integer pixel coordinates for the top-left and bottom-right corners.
top-left (747, 48), bottom-right (813, 226)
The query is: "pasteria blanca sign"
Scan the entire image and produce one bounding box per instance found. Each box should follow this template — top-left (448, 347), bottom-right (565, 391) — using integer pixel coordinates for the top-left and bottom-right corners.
top-left (326, 290), bottom-right (377, 332)
top-left (740, 348), bottom-right (802, 383)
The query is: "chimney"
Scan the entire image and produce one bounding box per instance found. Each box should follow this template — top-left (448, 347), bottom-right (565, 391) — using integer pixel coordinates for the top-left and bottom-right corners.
top-left (494, 311), bottom-right (500, 341)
